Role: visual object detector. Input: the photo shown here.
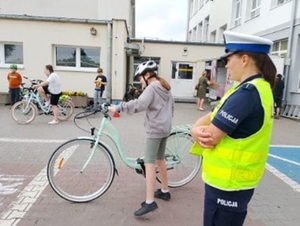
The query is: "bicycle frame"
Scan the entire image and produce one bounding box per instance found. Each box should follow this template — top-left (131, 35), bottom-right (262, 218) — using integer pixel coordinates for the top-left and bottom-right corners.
top-left (79, 115), bottom-right (193, 173)
top-left (79, 115), bottom-right (142, 172)
top-left (24, 89), bottom-right (70, 114)
top-left (24, 90), bottom-right (50, 110)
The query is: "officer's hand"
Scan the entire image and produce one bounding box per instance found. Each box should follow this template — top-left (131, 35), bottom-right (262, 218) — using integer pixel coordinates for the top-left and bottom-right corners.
top-left (191, 126), bottom-right (214, 148)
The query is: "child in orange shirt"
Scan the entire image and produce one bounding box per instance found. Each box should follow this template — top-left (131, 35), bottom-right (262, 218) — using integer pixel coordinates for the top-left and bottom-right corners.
top-left (7, 64), bottom-right (22, 106)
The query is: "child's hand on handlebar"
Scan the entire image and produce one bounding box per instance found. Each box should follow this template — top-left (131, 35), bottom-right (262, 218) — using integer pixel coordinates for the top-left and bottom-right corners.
top-left (108, 105), bottom-right (117, 113)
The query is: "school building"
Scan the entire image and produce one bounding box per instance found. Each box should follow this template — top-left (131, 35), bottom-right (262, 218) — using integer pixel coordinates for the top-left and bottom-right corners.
top-left (0, 0), bottom-right (224, 102)
top-left (187, 0), bottom-right (300, 112)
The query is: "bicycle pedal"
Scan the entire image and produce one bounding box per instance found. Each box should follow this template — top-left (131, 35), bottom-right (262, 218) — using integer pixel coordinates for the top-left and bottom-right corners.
top-left (136, 158), bottom-right (146, 177)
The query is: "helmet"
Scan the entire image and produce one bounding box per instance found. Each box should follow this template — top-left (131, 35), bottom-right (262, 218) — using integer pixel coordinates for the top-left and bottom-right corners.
top-left (10, 64), bottom-right (18, 70)
top-left (134, 60), bottom-right (158, 80)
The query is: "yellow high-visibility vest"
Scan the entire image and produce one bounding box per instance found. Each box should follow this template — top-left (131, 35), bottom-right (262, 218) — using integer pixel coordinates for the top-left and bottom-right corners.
top-left (202, 78), bottom-right (274, 191)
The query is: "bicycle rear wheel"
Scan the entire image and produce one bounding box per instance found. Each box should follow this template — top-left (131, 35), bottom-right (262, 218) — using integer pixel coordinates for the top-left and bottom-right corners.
top-left (157, 132), bottom-right (201, 188)
top-left (58, 100), bottom-right (74, 121)
top-left (47, 138), bottom-right (116, 203)
top-left (11, 101), bottom-right (37, 124)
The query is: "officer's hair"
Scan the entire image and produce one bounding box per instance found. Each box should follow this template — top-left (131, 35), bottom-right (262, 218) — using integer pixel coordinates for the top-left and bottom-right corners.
top-left (236, 52), bottom-right (277, 88)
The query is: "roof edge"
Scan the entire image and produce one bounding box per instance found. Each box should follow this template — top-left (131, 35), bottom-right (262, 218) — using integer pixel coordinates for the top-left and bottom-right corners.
top-left (0, 14), bottom-right (111, 24)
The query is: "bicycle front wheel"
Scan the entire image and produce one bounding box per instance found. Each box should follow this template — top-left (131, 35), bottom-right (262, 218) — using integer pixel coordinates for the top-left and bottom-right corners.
top-left (11, 101), bottom-right (37, 124)
top-left (58, 100), bottom-right (74, 121)
top-left (47, 138), bottom-right (116, 203)
top-left (157, 132), bottom-right (201, 188)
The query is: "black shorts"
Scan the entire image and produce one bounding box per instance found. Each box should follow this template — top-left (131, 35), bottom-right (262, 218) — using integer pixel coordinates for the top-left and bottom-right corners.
top-left (43, 86), bottom-right (62, 106)
top-left (274, 97), bottom-right (282, 108)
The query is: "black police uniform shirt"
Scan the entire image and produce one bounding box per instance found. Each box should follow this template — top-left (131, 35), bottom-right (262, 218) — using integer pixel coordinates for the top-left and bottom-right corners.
top-left (212, 74), bottom-right (264, 139)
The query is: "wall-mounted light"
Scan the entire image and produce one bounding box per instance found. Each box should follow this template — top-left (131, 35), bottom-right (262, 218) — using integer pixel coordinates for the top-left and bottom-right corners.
top-left (182, 47), bottom-right (188, 56)
top-left (90, 27), bottom-right (97, 36)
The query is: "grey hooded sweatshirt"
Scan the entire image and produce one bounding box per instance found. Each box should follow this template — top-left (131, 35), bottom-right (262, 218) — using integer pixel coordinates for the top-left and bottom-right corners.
top-left (116, 81), bottom-right (174, 138)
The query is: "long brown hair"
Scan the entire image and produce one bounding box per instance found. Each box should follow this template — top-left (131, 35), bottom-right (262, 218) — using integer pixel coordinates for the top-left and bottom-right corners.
top-left (148, 72), bottom-right (171, 91)
top-left (236, 52), bottom-right (277, 88)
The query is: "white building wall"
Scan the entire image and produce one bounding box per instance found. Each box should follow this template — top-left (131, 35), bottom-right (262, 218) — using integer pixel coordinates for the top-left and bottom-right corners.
top-left (230, 0), bottom-right (295, 34)
top-left (0, 0), bottom-right (132, 25)
top-left (130, 41), bottom-right (224, 85)
top-left (188, 0), bottom-right (212, 42)
top-left (209, 0), bottom-right (231, 43)
top-left (187, 0), bottom-right (230, 43)
top-left (0, 0), bottom-right (99, 19)
top-left (0, 17), bottom-right (129, 99)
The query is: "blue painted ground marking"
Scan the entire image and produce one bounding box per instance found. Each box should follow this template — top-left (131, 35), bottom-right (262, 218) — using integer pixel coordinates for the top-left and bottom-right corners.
top-left (268, 145), bottom-right (300, 185)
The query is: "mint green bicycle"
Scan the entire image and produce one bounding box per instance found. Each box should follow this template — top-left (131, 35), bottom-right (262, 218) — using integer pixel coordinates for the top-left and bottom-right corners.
top-left (47, 104), bottom-right (201, 203)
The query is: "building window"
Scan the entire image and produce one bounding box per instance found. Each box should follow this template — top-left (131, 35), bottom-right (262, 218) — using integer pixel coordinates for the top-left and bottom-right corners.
top-left (193, 27), bottom-right (197, 41)
top-left (198, 0), bottom-right (204, 9)
top-left (219, 24), bottom-right (227, 43)
top-left (0, 43), bottom-right (23, 67)
top-left (55, 46), bottom-right (100, 69)
top-left (188, 31), bottom-right (192, 41)
top-left (80, 48), bottom-right (101, 68)
top-left (197, 22), bottom-right (203, 42)
top-left (271, 0), bottom-right (291, 7)
top-left (277, 0), bottom-right (291, 5)
top-left (250, 0), bottom-right (261, 18)
top-left (210, 30), bottom-right (216, 43)
top-left (271, 39), bottom-right (288, 58)
top-left (233, 0), bottom-right (242, 27)
top-left (204, 16), bottom-right (210, 42)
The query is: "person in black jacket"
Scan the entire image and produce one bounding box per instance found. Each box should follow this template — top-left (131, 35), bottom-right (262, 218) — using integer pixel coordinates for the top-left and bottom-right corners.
top-left (273, 74), bottom-right (285, 119)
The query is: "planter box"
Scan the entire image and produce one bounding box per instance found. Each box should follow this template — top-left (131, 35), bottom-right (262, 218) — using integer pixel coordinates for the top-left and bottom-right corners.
top-left (70, 96), bottom-right (88, 108)
top-left (0, 92), bottom-right (10, 105)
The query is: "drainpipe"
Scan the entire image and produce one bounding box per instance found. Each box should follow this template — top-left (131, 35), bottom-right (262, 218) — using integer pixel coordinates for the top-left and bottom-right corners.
top-left (186, 0), bottom-right (191, 41)
top-left (106, 21), bottom-right (113, 103)
top-left (283, 0), bottom-right (297, 104)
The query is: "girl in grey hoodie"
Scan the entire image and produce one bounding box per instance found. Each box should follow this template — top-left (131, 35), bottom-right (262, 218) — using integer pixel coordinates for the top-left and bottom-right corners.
top-left (109, 60), bottom-right (174, 217)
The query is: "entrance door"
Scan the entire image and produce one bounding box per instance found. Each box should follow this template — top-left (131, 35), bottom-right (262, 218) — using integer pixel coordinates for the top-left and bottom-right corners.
top-left (171, 62), bottom-right (195, 98)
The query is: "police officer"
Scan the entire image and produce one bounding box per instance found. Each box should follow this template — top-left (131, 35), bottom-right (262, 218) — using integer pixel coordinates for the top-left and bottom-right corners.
top-left (191, 31), bottom-right (276, 226)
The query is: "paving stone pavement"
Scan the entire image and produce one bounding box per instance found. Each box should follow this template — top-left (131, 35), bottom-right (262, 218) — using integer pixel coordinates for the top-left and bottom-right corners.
top-left (0, 103), bottom-right (300, 226)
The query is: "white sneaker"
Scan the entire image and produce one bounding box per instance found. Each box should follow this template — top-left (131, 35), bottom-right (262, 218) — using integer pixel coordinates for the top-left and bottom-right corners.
top-left (48, 119), bottom-right (59, 125)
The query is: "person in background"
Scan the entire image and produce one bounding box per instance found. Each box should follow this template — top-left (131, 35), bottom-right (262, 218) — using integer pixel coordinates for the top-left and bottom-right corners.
top-left (32, 65), bottom-right (62, 125)
top-left (94, 68), bottom-right (107, 110)
top-left (7, 64), bottom-right (22, 107)
top-left (191, 31), bottom-right (276, 226)
top-left (108, 60), bottom-right (173, 217)
top-left (196, 71), bottom-right (211, 111)
top-left (273, 74), bottom-right (285, 119)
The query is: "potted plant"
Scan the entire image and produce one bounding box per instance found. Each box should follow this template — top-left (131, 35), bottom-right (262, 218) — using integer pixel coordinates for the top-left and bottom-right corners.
top-left (62, 91), bottom-right (88, 108)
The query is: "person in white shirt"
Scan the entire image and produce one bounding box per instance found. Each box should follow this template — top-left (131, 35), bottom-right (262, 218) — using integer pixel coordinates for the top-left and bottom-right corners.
top-left (33, 65), bottom-right (62, 125)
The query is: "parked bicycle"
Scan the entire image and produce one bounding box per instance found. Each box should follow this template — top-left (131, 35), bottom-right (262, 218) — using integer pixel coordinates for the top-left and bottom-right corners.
top-left (123, 83), bottom-right (143, 101)
top-left (11, 77), bottom-right (74, 124)
top-left (47, 103), bottom-right (201, 203)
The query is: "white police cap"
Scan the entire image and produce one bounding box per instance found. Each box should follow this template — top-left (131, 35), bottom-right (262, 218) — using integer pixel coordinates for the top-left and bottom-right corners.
top-left (223, 31), bottom-right (273, 57)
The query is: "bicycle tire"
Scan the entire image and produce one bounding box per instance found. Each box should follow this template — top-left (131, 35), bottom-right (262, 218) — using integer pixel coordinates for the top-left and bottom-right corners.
top-left (11, 101), bottom-right (37, 124)
top-left (47, 138), bottom-right (116, 203)
top-left (156, 132), bottom-right (201, 188)
top-left (58, 100), bottom-right (74, 121)
top-left (74, 109), bottom-right (98, 120)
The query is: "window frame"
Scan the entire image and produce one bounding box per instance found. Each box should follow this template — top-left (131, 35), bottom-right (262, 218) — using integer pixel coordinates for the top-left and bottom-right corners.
top-left (0, 42), bottom-right (24, 68)
top-left (250, 0), bottom-right (261, 18)
top-left (233, 0), bottom-right (242, 27)
top-left (271, 39), bottom-right (288, 58)
top-left (54, 45), bottom-right (100, 72)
